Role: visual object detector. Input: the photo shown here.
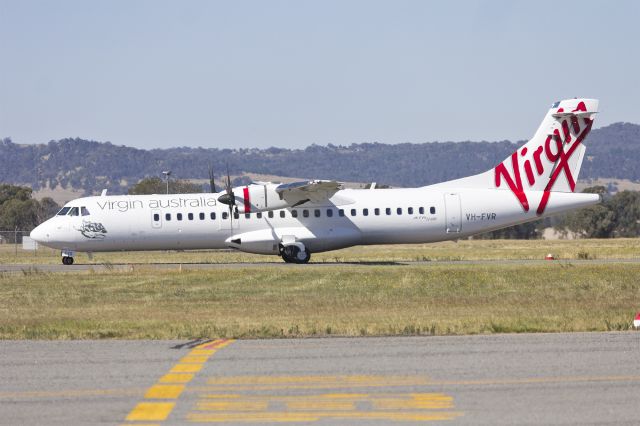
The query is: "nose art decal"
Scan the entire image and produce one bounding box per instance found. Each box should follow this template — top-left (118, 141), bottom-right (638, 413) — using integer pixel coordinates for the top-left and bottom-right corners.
top-left (75, 221), bottom-right (108, 239)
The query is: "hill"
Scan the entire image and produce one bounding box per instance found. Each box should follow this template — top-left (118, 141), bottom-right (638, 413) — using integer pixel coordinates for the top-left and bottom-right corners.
top-left (1, 122), bottom-right (639, 197)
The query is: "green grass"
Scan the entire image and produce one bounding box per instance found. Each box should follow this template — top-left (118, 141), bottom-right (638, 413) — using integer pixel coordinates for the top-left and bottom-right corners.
top-left (2, 238), bottom-right (640, 265)
top-left (1, 262), bottom-right (638, 339)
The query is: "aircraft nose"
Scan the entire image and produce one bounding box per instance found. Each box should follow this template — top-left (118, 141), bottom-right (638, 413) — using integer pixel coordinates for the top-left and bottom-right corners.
top-left (30, 223), bottom-right (49, 243)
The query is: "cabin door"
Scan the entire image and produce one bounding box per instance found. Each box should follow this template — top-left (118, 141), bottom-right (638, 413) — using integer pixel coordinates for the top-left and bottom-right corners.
top-left (444, 193), bottom-right (462, 233)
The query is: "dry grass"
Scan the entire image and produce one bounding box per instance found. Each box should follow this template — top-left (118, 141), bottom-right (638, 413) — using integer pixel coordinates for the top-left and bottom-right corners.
top-left (1, 262), bottom-right (638, 339)
top-left (2, 238), bottom-right (640, 265)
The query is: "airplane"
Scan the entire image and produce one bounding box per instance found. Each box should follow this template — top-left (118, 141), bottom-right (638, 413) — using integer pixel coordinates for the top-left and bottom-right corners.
top-left (30, 98), bottom-right (600, 265)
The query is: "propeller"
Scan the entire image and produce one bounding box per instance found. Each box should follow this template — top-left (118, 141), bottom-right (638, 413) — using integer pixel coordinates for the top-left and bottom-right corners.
top-left (208, 163), bottom-right (216, 193)
top-left (217, 164), bottom-right (236, 223)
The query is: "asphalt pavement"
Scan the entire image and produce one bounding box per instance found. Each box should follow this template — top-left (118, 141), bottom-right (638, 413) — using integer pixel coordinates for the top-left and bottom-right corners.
top-left (1, 333), bottom-right (639, 425)
top-left (2, 258), bottom-right (640, 273)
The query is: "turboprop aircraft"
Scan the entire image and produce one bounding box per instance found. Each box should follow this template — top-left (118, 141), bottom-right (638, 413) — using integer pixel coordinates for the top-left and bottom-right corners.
top-left (31, 98), bottom-right (600, 265)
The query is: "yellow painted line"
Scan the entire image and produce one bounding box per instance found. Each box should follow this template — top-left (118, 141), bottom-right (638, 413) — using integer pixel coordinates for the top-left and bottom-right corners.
top-left (427, 375), bottom-right (640, 386)
top-left (189, 349), bottom-right (216, 356)
top-left (286, 400), bottom-right (356, 411)
top-left (170, 364), bottom-right (203, 374)
top-left (198, 392), bottom-right (450, 402)
top-left (179, 355), bottom-right (210, 364)
top-left (199, 382), bottom-right (427, 392)
top-left (207, 374), bottom-right (417, 385)
top-left (195, 339), bottom-right (233, 350)
top-left (144, 385), bottom-right (186, 399)
top-left (187, 411), bottom-right (463, 422)
top-left (158, 373), bottom-right (195, 384)
top-left (122, 339), bottom-right (235, 424)
top-left (197, 374), bottom-right (640, 392)
top-left (119, 423), bottom-right (161, 426)
top-left (126, 402), bottom-right (175, 421)
top-left (195, 400), bottom-right (269, 411)
top-left (322, 393), bottom-right (368, 398)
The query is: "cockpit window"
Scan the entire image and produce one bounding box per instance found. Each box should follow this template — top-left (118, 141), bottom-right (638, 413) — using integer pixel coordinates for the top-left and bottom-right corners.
top-left (68, 207), bottom-right (79, 216)
top-left (57, 207), bottom-right (71, 216)
top-left (81, 206), bottom-right (90, 216)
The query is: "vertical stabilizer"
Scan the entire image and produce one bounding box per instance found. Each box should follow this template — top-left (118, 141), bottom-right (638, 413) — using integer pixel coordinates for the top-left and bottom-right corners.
top-left (432, 98), bottom-right (599, 215)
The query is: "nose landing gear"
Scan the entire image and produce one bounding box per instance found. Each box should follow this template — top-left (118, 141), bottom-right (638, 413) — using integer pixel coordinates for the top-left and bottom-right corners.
top-left (61, 249), bottom-right (75, 266)
top-left (279, 243), bottom-right (311, 264)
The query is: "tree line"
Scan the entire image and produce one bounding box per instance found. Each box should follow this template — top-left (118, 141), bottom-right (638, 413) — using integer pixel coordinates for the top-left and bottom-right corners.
top-left (0, 184), bottom-right (59, 242)
top-left (1, 122), bottom-right (639, 196)
top-left (1, 181), bottom-right (640, 242)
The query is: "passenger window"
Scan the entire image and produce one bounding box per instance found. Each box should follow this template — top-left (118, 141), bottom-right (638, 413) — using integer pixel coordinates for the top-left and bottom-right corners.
top-left (363, 208), bottom-right (369, 216)
top-left (199, 212), bottom-right (205, 220)
top-left (350, 209), bottom-right (356, 216)
top-left (57, 207), bottom-right (71, 216)
top-left (222, 212), bottom-right (228, 219)
top-left (339, 209), bottom-right (345, 217)
top-left (326, 209), bottom-right (333, 217)
top-left (386, 208), bottom-right (391, 215)
top-left (165, 213), bottom-right (171, 221)
top-left (177, 213), bottom-right (183, 221)
top-left (257, 212), bottom-right (262, 219)
top-left (245, 213), bottom-right (250, 219)
top-left (291, 210), bottom-right (298, 218)
top-left (153, 213), bottom-right (160, 221)
top-left (210, 212), bottom-right (216, 220)
top-left (268, 211), bottom-right (274, 218)
top-left (81, 206), bottom-right (90, 216)
top-left (303, 209), bottom-right (309, 218)
top-left (397, 208), bottom-right (402, 215)
top-left (408, 207), bottom-right (414, 214)
top-left (188, 213), bottom-right (194, 220)
top-left (69, 207), bottom-right (79, 216)
top-left (314, 209), bottom-right (321, 218)
top-left (419, 207), bottom-right (425, 214)
top-left (280, 211), bottom-right (286, 218)
top-left (374, 208), bottom-right (380, 216)
top-left (234, 211), bottom-right (239, 219)
top-left (430, 207), bottom-right (436, 214)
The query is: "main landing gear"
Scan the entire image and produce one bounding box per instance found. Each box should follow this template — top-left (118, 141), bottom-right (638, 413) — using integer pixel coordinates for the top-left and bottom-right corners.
top-left (280, 243), bottom-right (311, 264)
top-left (61, 249), bottom-right (75, 265)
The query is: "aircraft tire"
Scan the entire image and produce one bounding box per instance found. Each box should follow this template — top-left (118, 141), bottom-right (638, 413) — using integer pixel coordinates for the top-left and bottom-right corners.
top-left (281, 245), bottom-right (310, 264)
top-left (62, 257), bottom-right (74, 265)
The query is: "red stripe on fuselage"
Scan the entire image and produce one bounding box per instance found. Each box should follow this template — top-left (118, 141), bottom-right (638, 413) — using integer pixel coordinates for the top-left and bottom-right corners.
top-left (243, 187), bottom-right (251, 213)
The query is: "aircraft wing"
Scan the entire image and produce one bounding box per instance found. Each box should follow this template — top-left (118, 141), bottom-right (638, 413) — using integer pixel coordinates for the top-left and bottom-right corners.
top-left (275, 180), bottom-right (343, 206)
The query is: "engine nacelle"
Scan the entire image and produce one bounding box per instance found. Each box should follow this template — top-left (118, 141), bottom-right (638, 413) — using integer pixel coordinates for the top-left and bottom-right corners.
top-left (233, 183), bottom-right (289, 214)
top-left (225, 230), bottom-right (280, 254)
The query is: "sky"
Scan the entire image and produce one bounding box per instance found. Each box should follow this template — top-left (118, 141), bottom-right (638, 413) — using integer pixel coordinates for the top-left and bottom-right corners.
top-left (1, 0), bottom-right (639, 149)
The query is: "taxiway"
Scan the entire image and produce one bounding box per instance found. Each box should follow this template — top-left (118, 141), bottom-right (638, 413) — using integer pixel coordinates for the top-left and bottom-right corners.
top-left (0, 333), bottom-right (638, 425)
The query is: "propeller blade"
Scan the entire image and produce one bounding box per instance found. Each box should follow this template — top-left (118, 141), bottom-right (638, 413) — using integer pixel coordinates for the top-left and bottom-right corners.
top-left (208, 163), bottom-right (216, 193)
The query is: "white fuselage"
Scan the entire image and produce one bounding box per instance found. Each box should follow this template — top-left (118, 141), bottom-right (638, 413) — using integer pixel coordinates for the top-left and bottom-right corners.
top-left (30, 186), bottom-right (599, 256)
top-left (29, 97), bottom-right (602, 262)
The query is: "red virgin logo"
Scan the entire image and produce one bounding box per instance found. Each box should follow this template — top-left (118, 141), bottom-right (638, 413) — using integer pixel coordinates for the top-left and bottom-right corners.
top-left (494, 102), bottom-right (593, 215)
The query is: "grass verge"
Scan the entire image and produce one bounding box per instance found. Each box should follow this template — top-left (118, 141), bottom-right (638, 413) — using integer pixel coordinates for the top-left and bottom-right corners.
top-left (2, 238), bottom-right (639, 265)
top-left (1, 262), bottom-right (638, 339)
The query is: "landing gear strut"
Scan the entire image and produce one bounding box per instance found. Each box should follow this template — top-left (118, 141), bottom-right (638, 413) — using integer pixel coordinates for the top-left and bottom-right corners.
top-left (280, 244), bottom-right (311, 264)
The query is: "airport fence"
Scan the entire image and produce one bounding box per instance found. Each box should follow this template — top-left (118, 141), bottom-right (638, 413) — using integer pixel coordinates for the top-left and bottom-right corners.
top-left (0, 230), bottom-right (31, 245)
top-left (0, 230), bottom-right (58, 257)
